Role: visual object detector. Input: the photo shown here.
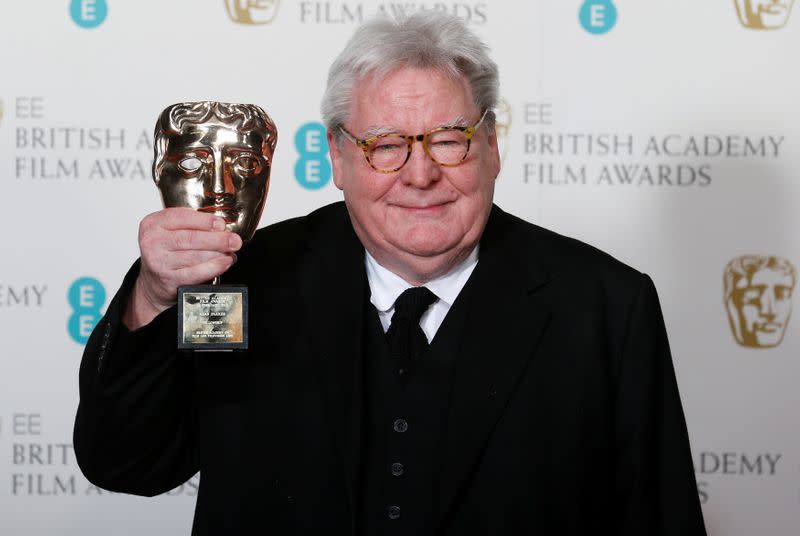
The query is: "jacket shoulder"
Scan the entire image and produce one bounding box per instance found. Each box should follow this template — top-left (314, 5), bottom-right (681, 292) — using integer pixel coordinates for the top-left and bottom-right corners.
top-left (492, 206), bottom-right (645, 289)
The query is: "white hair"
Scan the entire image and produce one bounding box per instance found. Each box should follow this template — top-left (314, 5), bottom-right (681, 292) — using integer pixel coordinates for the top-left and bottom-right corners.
top-left (320, 11), bottom-right (499, 143)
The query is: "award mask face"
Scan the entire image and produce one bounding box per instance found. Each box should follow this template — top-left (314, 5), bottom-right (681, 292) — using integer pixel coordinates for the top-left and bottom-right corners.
top-left (224, 0), bottom-right (280, 24)
top-left (724, 255), bottom-right (796, 348)
top-left (734, 0), bottom-right (795, 29)
top-left (153, 102), bottom-right (278, 242)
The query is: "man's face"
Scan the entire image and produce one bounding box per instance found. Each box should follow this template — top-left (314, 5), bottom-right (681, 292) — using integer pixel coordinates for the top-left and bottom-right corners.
top-left (156, 120), bottom-right (272, 242)
top-left (738, 0), bottom-right (794, 28)
top-left (730, 268), bottom-right (794, 347)
top-left (329, 67), bottom-right (500, 282)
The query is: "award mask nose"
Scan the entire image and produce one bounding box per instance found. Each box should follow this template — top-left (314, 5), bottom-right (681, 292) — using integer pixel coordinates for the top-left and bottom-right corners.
top-left (208, 150), bottom-right (235, 196)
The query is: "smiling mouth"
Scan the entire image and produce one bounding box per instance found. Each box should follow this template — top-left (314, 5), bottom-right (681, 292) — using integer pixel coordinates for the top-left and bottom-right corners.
top-left (761, 6), bottom-right (787, 15)
top-left (394, 200), bottom-right (452, 210)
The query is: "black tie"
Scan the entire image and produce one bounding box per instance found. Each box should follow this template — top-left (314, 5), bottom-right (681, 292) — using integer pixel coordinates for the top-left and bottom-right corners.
top-left (386, 287), bottom-right (438, 378)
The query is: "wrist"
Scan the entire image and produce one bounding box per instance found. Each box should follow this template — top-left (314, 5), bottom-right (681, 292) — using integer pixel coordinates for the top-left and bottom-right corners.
top-left (122, 277), bottom-right (173, 330)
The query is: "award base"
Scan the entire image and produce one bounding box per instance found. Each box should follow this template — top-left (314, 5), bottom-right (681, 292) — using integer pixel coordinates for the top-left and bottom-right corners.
top-left (177, 285), bottom-right (248, 351)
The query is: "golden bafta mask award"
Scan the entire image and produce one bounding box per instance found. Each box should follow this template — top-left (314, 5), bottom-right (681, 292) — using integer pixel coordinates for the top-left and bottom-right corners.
top-left (152, 101), bottom-right (277, 350)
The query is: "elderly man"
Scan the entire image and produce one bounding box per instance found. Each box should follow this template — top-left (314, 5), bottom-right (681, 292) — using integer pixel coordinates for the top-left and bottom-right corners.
top-left (74, 12), bottom-right (706, 536)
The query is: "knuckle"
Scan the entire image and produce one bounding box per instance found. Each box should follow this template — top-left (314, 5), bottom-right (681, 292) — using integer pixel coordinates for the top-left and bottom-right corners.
top-left (139, 210), bottom-right (167, 240)
top-left (139, 233), bottom-right (159, 254)
top-left (138, 217), bottom-right (152, 239)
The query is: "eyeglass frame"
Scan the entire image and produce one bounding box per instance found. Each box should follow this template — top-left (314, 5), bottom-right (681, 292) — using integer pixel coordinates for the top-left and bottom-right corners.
top-left (337, 109), bottom-right (489, 173)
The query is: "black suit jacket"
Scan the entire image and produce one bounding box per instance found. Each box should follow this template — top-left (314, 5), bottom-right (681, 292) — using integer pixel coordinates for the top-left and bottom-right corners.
top-left (74, 202), bottom-right (706, 535)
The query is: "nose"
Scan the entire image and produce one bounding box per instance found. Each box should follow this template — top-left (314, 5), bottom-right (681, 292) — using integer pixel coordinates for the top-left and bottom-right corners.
top-left (400, 138), bottom-right (441, 188)
top-left (759, 288), bottom-right (777, 320)
top-left (206, 150), bottom-right (235, 197)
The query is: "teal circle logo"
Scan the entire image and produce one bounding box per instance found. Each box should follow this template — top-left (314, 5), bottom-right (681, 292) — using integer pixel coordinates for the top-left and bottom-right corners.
top-left (70, 0), bottom-right (108, 29)
top-left (294, 122), bottom-right (331, 190)
top-left (579, 0), bottom-right (617, 35)
top-left (68, 277), bottom-right (106, 344)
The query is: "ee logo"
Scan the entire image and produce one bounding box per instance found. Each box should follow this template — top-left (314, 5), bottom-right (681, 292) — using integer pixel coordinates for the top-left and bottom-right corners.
top-left (579, 0), bottom-right (617, 35)
top-left (294, 122), bottom-right (331, 190)
top-left (68, 277), bottom-right (106, 344)
top-left (70, 0), bottom-right (108, 29)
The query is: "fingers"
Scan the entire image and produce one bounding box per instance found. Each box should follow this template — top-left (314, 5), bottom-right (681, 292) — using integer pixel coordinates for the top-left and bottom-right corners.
top-left (174, 254), bottom-right (237, 285)
top-left (156, 207), bottom-right (227, 231)
top-left (139, 209), bottom-right (241, 256)
top-left (158, 250), bottom-right (237, 272)
top-left (134, 208), bottom-right (247, 317)
top-left (167, 229), bottom-right (242, 253)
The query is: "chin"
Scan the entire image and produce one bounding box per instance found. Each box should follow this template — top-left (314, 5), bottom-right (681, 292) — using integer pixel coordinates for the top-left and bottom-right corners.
top-left (395, 233), bottom-right (455, 257)
top-left (755, 333), bottom-right (783, 347)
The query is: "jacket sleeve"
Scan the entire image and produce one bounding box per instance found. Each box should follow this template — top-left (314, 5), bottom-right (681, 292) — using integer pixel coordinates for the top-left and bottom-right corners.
top-left (73, 260), bottom-right (199, 497)
top-left (613, 274), bottom-right (707, 535)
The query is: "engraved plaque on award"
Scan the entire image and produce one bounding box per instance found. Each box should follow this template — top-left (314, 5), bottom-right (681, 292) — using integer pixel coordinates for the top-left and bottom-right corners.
top-left (152, 101), bottom-right (277, 351)
top-left (177, 286), bottom-right (249, 350)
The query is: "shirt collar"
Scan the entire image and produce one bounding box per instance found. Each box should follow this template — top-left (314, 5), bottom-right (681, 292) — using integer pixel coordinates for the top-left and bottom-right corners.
top-left (365, 246), bottom-right (480, 312)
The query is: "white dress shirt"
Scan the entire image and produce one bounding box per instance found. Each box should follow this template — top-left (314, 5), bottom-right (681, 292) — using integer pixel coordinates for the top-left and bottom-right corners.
top-left (365, 247), bottom-right (479, 343)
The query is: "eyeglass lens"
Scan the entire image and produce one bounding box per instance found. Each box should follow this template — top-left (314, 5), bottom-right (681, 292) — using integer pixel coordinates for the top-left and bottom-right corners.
top-left (368, 129), bottom-right (469, 171)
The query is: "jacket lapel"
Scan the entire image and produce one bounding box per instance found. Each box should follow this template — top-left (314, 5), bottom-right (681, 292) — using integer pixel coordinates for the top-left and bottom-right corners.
top-left (437, 207), bottom-right (552, 526)
top-left (299, 207), bottom-right (366, 533)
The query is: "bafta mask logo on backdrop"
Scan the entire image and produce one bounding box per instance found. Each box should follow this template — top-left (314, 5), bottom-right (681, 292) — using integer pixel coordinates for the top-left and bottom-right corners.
top-left (734, 0), bottom-right (795, 29)
top-left (579, 0), bottom-right (618, 34)
top-left (495, 98), bottom-right (512, 167)
top-left (69, 0), bottom-right (108, 29)
top-left (724, 255), bottom-right (796, 348)
top-left (225, 0), bottom-right (280, 24)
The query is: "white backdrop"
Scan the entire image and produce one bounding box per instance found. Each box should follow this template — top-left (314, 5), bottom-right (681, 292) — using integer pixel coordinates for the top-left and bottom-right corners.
top-left (1, 1), bottom-right (798, 534)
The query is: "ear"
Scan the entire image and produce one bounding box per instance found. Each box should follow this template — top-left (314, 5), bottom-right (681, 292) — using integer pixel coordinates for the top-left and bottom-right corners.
top-left (485, 125), bottom-right (501, 179)
top-left (328, 130), bottom-right (345, 190)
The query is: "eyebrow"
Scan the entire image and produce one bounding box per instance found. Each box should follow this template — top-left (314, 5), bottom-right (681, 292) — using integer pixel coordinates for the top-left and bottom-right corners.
top-left (358, 115), bottom-right (470, 139)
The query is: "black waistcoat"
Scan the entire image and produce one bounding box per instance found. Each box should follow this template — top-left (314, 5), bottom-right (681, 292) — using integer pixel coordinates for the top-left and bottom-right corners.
top-left (358, 286), bottom-right (473, 536)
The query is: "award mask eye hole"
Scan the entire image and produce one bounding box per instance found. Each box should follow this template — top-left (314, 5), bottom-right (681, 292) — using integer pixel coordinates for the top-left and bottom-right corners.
top-left (776, 286), bottom-right (791, 301)
top-left (233, 154), bottom-right (263, 175)
top-left (178, 156), bottom-right (204, 172)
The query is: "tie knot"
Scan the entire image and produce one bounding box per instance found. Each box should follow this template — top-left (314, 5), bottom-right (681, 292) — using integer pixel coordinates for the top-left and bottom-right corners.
top-left (392, 286), bottom-right (437, 323)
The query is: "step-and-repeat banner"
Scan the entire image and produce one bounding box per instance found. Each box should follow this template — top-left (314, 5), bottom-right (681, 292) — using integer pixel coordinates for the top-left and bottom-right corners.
top-left (1, 1), bottom-right (798, 534)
